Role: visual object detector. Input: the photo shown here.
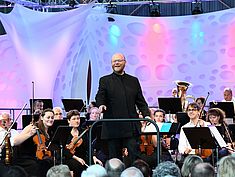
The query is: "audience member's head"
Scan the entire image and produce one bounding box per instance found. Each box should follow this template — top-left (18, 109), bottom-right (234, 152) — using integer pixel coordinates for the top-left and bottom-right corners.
top-left (190, 162), bottom-right (214, 177)
top-left (81, 164), bottom-right (107, 177)
top-left (133, 159), bottom-right (152, 177)
top-left (89, 107), bottom-right (101, 121)
top-left (46, 165), bottom-right (71, 177)
top-left (2, 165), bottom-right (28, 177)
top-left (105, 158), bottom-right (125, 177)
top-left (53, 107), bottom-right (63, 120)
top-left (153, 161), bottom-right (181, 177)
top-left (223, 87), bottom-right (233, 101)
top-left (120, 167), bottom-right (144, 177)
top-left (217, 155), bottom-right (235, 177)
top-left (181, 155), bottom-right (203, 177)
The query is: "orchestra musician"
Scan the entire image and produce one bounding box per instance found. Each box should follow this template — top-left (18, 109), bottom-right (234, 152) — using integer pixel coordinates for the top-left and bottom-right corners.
top-left (64, 109), bottom-right (102, 177)
top-left (0, 113), bottom-right (19, 164)
top-left (195, 97), bottom-right (207, 121)
top-left (141, 109), bottom-right (173, 168)
top-left (206, 108), bottom-right (234, 157)
top-left (13, 108), bottom-right (54, 177)
top-left (178, 103), bottom-right (210, 156)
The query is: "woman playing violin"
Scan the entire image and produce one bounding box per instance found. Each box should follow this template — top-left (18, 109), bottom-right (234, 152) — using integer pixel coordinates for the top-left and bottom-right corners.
top-left (13, 108), bottom-right (54, 177)
top-left (64, 109), bottom-right (102, 177)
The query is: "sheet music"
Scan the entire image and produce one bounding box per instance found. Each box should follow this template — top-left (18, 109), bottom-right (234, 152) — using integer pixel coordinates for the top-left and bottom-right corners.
top-left (208, 125), bottom-right (227, 148)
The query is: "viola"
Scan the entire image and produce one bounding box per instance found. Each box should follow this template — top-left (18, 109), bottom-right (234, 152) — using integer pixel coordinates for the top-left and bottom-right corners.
top-left (66, 128), bottom-right (89, 155)
top-left (33, 129), bottom-right (51, 160)
top-left (140, 135), bottom-right (155, 156)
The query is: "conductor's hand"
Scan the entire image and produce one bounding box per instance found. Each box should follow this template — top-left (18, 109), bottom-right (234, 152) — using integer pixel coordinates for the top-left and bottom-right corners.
top-left (99, 105), bottom-right (107, 113)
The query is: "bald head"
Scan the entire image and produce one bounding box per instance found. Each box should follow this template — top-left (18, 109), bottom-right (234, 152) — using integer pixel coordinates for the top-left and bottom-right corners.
top-left (111, 53), bottom-right (126, 75)
top-left (105, 158), bottom-right (125, 177)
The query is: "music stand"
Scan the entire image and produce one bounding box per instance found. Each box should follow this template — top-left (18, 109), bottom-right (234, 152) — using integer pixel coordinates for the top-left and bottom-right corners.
top-left (49, 119), bottom-right (68, 135)
top-left (209, 101), bottom-right (235, 118)
top-left (160, 123), bottom-right (180, 135)
top-left (183, 127), bottom-right (217, 150)
top-left (47, 126), bottom-right (72, 164)
top-left (22, 115), bottom-right (40, 128)
top-left (29, 99), bottom-right (53, 111)
top-left (62, 99), bottom-right (85, 112)
top-left (158, 97), bottom-right (182, 114)
top-left (176, 112), bottom-right (190, 132)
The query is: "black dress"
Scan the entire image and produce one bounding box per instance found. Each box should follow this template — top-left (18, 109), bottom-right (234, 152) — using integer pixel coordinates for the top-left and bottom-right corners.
top-left (64, 128), bottom-right (88, 177)
top-left (13, 133), bottom-right (53, 177)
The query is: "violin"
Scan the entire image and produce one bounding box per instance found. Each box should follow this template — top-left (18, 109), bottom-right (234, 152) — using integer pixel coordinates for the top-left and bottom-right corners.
top-left (195, 149), bottom-right (213, 159)
top-left (33, 128), bottom-right (51, 160)
top-left (140, 135), bottom-right (155, 156)
top-left (66, 128), bottom-right (89, 155)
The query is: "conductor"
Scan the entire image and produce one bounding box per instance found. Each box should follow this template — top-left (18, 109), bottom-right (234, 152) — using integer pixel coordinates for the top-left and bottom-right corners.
top-left (95, 53), bottom-right (150, 164)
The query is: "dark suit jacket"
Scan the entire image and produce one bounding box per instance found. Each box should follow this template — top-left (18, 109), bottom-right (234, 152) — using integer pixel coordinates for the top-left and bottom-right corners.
top-left (95, 72), bottom-right (150, 139)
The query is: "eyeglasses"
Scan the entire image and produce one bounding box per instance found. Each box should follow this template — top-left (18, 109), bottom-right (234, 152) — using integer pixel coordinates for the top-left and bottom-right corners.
top-left (55, 113), bottom-right (63, 115)
top-left (187, 108), bottom-right (198, 112)
top-left (112, 59), bottom-right (125, 63)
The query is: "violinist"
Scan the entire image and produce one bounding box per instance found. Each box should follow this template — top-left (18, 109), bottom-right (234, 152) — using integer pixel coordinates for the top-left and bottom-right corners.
top-left (13, 108), bottom-right (54, 177)
top-left (207, 108), bottom-right (234, 157)
top-left (64, 109), bottom-right (102, 177)
top-left (141, 108), bottom-right (173, 168)
top-left (0, 113), bottom-right (19, 164)
top-left (195, 97), bottom-right (207, 121)
top-left (178, 103), bottom-right (210, 156)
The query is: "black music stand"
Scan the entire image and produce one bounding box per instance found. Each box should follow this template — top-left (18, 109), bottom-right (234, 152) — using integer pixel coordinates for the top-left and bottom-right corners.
top-left (22, 115), bottom-right (40, 128)
top-left (29, 99), bottom-right (53, 113)
top-left (62, 99), bottom-right (85, 112)
top-left (176, 112), bottom-right (190, 132)
top-left (183, 127), bottom-right (216, 149)
top-left (209, 101), bottom-right (235, 118)
top-left (183, 127), bottom-right (217, 163)
top-left (158, 97), bottom-right (182, 114)
top-left (47, 126), bottom-right (72, 164)
top-left (48, 119), bottom-right (68, 135)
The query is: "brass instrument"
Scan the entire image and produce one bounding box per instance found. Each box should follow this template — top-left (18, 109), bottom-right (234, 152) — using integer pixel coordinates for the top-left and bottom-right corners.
top-left (174, 80), bottom-right (193, 112)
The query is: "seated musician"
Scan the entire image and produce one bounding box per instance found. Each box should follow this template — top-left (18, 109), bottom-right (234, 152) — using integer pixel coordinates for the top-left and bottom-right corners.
top-left (195, 97), bottom-right (207, 121)
top-left (178, 103), bottom-right (210, 156)
top-left (0, 113), bottom-right (19, 164)
top-left (141, 108), bottom-right (173, 168)
top-left (207, 108), bottom-right (234, 157)
top-left (13, 109), bottom-right (54, 177)
top-left (64, 109), bottom-right (102, 177)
